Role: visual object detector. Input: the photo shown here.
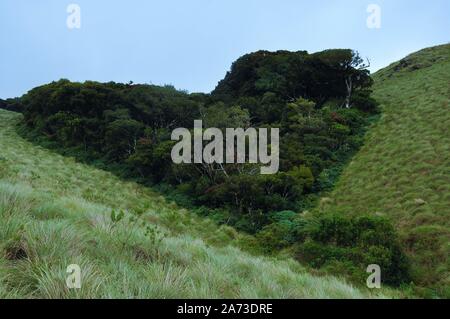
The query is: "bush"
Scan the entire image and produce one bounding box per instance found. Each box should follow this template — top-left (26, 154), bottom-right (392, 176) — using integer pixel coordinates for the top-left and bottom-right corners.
top-left (295, 213), bottom-right (411, 286)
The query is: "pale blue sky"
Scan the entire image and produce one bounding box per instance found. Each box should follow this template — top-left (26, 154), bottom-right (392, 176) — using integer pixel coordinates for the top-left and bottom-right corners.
top-left (0, 0), bottom-right (449, 98)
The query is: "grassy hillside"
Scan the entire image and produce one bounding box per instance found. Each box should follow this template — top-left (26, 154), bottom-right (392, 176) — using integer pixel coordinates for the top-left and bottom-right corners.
top-left (0, 109), bottom-right (386, 298)
top-left (317, 44), bottom-right (450, 297)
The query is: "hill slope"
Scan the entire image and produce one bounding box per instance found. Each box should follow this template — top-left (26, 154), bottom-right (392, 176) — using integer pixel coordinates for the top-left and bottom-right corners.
top-left (318, 44), bottom-right (450, 296)
top-left (0, 109), bottom-right (383, 298)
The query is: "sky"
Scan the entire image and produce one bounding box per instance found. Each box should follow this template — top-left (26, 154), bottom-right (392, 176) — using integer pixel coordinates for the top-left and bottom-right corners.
top-left (0, 0), bottom-right (449, 99)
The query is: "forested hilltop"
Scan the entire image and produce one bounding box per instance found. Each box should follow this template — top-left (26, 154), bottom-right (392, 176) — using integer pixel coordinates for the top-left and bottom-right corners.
top-left (2, 48), bottom-right (412, 288)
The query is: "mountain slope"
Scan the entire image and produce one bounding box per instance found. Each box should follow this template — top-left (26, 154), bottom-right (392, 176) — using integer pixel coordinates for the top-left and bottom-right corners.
top-left (0, 109), bottom-right (385, 298)
top-left (317, 44), bottom-right (450, 296)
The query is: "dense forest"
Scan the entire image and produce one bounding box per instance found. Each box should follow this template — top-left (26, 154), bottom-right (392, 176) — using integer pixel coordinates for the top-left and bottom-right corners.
top-left (1, 49), bottom-right (411, 286)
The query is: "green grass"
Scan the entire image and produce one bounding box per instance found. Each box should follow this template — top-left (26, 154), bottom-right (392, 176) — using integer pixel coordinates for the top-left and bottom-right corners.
top-left (317, 44), bottom-right (450, 297)
top-left (0, 109), bottom-right (386, 298)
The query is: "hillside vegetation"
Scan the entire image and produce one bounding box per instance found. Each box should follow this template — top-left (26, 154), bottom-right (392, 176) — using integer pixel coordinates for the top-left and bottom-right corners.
top-left (7, 49), bottom-right (414, 288)
top-left (13, 49), bottom-right (377, 237)
top-left (0, 109), bottom-right (383, 298)
top-left (317, 44), bottom-right (450, 297)
top-left (1, 44), bottom-right (447, 298)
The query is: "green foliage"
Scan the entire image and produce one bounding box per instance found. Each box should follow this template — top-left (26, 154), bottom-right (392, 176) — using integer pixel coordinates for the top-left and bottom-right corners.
top-left (202, 103), bottom-right (250, 129)
top-left (295, 213), bottom-right (411, 286)
top-left (110, 208), bottom-right (165, 254)
top-left (213, 49), bottom-right (372, 108)
top-left (104, 119), bottom-right (144, 160)
top-left (256, 210), bottom-right (305, 252)
top-left (110, 209), bottom-right (125, 223)
top-left (0, 98), bottom-right (23, 113)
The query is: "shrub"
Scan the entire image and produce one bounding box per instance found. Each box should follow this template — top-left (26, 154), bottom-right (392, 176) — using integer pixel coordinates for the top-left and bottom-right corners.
top-left (295, 213), bottom-right (411, 286)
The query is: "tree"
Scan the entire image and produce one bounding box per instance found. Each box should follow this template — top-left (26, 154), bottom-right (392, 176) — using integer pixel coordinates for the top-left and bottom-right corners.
top-left (343, 52), bottom-right (371, 108)
top-left (105, 119), bottom-right (144, 160)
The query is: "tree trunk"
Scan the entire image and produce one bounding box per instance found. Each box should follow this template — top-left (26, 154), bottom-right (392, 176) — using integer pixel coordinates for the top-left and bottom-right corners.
top-left (345, 76), bottom-right (353, 108)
